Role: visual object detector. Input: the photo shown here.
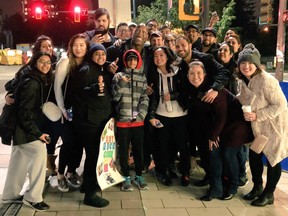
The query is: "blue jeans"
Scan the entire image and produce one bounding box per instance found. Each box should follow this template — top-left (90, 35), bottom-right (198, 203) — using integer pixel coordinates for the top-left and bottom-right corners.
top-left (237, 145), bottom-right (248, 180)
top-left (209, 145), bottom-right (240, 196)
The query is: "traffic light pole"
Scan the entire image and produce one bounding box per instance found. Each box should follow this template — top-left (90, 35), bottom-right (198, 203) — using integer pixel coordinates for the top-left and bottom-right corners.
top-left (202, 0), bottom-right (210, 29)
top-left (275, 0), bottom-right (287, 81)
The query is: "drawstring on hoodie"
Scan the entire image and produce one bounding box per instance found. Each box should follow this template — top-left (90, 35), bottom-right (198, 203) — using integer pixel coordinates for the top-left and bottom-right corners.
top-left (159, 73), bottom-right (173, 103)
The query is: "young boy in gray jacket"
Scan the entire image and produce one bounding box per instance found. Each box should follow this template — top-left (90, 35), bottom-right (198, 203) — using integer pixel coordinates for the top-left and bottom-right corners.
top-left (111, 49), bottom-right (149, 191)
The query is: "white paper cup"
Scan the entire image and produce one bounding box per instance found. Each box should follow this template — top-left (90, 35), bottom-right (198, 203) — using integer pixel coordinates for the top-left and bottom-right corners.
top-left (242, 105), bottom-right (252, 113)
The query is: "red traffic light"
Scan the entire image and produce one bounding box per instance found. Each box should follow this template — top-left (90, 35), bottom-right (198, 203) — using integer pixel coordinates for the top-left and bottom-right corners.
top-left (35, 7), bottom-right (42, 20)
top-left (74, 6), bottom-right (81, 22)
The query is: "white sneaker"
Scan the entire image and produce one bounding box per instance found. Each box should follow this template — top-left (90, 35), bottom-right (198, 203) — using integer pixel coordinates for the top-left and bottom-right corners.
top-left (58, 178), bottom-right (69, 192)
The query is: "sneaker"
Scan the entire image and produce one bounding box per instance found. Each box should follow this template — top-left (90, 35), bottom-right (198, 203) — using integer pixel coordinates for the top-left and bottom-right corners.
top-left (66, 173), bottom-right (81, 189)
top-left (238, 177), bottom-right (249, 189)
top-left (2, 196), bottom-right (23, 204)
top-left (133, 175), bottom-right (149, 190)
top-left (121, 176), bottom-right (133, 192)
top-left (23, 200), bottom-right (50, 212)
top-left (58, 178), bottom-right (69, 192)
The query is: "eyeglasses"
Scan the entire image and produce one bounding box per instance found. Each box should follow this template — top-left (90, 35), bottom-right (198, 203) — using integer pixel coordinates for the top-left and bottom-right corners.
top-left (147, 23), bottom-right (157, 28)
top-left (37, 59), bottom-right (52, 65)
top-left (203, 34), bottom-right (215, 37)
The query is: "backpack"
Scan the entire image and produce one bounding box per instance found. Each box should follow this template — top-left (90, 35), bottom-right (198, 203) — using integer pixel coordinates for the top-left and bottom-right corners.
top-left (0, 103), bottom-right (18, 145)
top-left (0, 77), bottom-right (27, 145)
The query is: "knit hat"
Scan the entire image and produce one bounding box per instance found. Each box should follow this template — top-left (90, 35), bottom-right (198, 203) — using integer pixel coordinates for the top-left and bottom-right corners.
top-left (89, 43), bottom-right (106, 59)
top-left (237, 43), bottom-right (261, 68)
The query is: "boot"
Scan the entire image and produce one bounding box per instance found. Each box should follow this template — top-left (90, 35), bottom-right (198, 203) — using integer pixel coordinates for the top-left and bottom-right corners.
top-left (243, 185), bottom-right (263, 200)
top-left (162, 168), bottom-right (172, 186)
top-left (46, 155), bottom-right (57, 176)
top-left (251, 192), bottom-right (274, 206)
top-left (84, 191), bottom-right (109, 208)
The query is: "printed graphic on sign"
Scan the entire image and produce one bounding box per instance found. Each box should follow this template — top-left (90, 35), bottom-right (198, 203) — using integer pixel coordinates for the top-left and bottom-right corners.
top-left (96, 118), bottom-right (124, 190)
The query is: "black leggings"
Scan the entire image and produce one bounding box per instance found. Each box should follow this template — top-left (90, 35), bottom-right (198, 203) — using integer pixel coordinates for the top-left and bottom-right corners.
top-left (249, 150), bottom-right (282, 193)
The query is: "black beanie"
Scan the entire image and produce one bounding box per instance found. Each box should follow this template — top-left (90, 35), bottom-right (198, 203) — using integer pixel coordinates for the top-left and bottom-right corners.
top-left (237, 43), bottom-right (261, 68)
top-left (89, 43), bottom-right (106, 59)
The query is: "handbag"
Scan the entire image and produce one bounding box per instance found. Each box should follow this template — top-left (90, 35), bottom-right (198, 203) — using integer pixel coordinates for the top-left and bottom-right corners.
top-left (250, 135), bottom-right (268, 154)
top-left (42, 84), bottom-right (62, 122)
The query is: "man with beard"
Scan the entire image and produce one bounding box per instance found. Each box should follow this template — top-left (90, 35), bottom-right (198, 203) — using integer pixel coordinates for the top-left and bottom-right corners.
top-left (195, 27), bottom-right (220, 60)
top-left (175, 35), bottom-right (229, 187)
top-left (106, 24), bottom-right (151, 75)
top-left (84, 8), bottom-right (116, 48)
top-left (184, 24), bottom-right (201, 49)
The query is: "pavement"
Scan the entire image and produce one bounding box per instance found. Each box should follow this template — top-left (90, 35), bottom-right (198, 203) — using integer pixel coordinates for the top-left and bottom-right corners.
top-left (0, 65), bottom-right (288, 216)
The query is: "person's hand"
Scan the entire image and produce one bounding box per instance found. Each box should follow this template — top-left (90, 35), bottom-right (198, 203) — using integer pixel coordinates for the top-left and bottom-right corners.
top-left (201, 89), bottom-right (218, 103)
top-left (39, 133), bottom-right (50, 144)
top-left (63, 111), bottom-right (68, 120)
top-left (5, 94), bottom-right (14, 105)
top-left (98, 82), bottom-right (104, 92)
top-left (117, 74), bottom-right (130, 87)
top-left (163, 93), bottom-right (171, 102)
top-left (146, 83), bottom-right (154, 95)
top-left (108, 58), bottom-right (119, 74)
top-left (91, 34), bottom-right (105, 44)
top-left (209, 137), bottom-right (219, 151)
top-left (149, 118), bottom-right (160, 127)
top-left (244, 112), bottom-right (257, 122)
top-left (208, 13), bottom-right (220, 27)
top-left (113, 39), bottom-right (124, 47)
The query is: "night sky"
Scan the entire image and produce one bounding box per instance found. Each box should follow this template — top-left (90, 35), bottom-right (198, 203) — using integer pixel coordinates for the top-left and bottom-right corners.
top-left (0, 0), bottom-right (153, 17)
top-left (0, 0), bottom-right (22, 16)
top-left (0, 0), bottom-right (93, 16)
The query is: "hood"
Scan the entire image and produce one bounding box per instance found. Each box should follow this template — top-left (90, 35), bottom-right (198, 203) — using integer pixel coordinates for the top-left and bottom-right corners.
top-left (123, 49), bottom-right (143, 70)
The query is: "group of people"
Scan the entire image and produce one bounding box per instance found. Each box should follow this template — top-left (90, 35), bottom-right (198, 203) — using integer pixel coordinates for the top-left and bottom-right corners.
top-left (2, 7), bottom-right (288, 212)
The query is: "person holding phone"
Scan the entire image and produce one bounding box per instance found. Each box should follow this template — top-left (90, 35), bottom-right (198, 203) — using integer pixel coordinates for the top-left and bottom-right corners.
top-left (84, 8), bottom-right (116, 48)
top-left (148, 46), bottom-right (190, 187)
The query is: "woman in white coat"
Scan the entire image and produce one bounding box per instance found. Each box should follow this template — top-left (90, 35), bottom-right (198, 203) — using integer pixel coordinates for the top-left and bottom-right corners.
top-left (236, 43), bottom-right (288, 207)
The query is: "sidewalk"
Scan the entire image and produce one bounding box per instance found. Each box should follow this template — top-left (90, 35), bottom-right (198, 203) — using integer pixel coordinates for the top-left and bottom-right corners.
top-left (0, 142), bottom-right (288, 216)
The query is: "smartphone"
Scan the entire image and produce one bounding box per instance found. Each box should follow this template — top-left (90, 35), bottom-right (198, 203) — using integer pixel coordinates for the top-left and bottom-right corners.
top-left (45, 135), bottom-right (51, 144)
top-left (94, 30), bottom-right (105, 36)
top-left (155, 121), bottom-right (164, 128)
top-left (212, 11), bottom-right (218, 16)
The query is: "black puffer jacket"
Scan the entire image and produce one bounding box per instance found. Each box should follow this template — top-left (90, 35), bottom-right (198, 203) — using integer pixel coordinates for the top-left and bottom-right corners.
top-left (72, 61), bottom-right (114, 127)
top-left (13, 69), bottom-right (50, 145)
